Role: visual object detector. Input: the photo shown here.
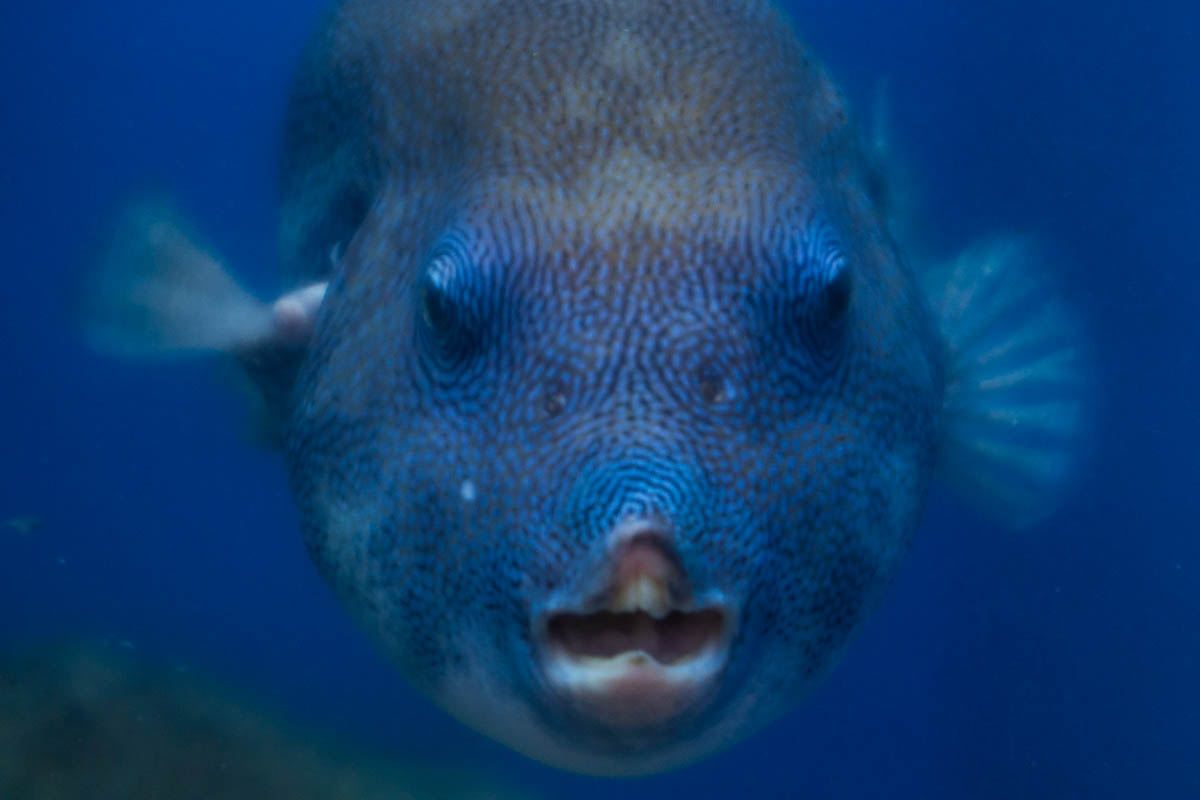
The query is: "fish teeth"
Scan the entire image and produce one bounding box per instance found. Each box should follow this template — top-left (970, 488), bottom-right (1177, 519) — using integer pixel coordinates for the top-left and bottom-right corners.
top-left (612, 575), bottom-right (670, 618)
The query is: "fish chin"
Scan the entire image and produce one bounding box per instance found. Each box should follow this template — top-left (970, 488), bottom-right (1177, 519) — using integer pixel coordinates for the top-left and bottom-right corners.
top-left (540, 644), bottom-right (726, 728)
top-left (435, 654), bottom-right (733, 776)
top-left (535, 600), bottom-right (732, 728)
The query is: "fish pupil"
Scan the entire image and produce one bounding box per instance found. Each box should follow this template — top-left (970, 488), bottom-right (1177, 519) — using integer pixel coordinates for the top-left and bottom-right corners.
top-left (820, 266), bottom-right (853, 323)
top-left (419, 277), bottom-right (477, 365)
top-left (421, 283), bottom-right (454, 332)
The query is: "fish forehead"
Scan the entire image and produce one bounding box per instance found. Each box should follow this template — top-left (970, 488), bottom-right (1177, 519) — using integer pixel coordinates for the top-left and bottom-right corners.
top-left (281, 0), bottom-right (864, 281)
top-left (334, 0), bottom-right (848, 175)
top-left (455, 162), bottom-right (814, 251)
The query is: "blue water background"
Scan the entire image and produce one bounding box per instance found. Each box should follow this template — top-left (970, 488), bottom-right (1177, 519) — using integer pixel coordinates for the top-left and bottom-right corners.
top-left (1, 1), bottom-right (1196, 797)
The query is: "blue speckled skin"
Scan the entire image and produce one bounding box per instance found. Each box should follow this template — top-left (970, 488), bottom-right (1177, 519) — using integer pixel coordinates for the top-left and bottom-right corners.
top-left (280, 0), bottom-right (942, 773)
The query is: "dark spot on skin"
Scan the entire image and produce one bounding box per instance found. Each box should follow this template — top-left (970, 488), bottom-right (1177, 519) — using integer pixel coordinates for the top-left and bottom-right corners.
top-left (698, 363), bottom-right (730, 405)
top-left (542, 379), bottom-right (568, 418)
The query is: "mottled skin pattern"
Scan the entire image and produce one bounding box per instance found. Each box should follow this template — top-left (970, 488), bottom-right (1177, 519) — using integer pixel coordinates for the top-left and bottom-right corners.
top-left (281, 0), bottom-right (942, 774)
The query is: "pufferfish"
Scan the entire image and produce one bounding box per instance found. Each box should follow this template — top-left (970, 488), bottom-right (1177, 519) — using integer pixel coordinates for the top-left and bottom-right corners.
top-left (83, 0), bottom-right (1088, 776)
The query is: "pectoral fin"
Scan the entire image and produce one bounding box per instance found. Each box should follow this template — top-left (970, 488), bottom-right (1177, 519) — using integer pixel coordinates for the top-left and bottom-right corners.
top-left (925, 237), bottom-right (1091, 528)
top-left (81, 201), bottom-right (327, 446)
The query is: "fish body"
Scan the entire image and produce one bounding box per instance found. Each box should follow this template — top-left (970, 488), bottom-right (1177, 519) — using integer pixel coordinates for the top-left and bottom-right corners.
top-left (85, 0), bottom-right (1087, 775)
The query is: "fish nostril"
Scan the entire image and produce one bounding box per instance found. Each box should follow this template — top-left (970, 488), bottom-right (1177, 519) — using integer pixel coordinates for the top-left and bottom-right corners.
top-left (541, 382), bottom-right (567, 417)
top-left (697, 362), bottom-right (733, 405)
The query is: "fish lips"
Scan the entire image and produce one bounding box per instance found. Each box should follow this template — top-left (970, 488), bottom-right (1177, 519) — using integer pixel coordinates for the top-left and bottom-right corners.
top-left (532, 525), bottom-right (736, 728)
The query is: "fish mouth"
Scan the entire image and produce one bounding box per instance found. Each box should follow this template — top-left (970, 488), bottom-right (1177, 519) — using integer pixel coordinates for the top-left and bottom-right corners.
top-left (535, 528), bottom-right (733, 727)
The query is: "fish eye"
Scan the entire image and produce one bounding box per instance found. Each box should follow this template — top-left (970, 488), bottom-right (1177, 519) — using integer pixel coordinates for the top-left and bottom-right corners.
top-left (794, 240), bottom-right (852, 366)
top-left (765, 216), bottom-right (854, 373)
top-left (789, 216), bottom-right (853, 323)
top-left (817, 256), bottom-right (853, 324)
top-left (417, 250), bottom-right (481, 367)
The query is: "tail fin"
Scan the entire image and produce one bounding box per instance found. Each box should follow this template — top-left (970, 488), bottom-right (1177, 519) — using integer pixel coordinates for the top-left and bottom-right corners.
top-left (925, 237), bottom-right (1091, 528)
top-left (79, 201), bottom-right (274, 357)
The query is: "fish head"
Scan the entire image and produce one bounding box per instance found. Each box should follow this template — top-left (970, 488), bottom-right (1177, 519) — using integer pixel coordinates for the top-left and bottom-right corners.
top-left (287, 172), bottom-right (940, 774)
top-left (283, 0), bottom-right (943, 776)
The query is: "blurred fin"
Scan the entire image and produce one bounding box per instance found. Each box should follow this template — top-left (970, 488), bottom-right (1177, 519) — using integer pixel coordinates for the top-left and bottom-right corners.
top-left (926, 237), bottom-right (1090, 528)
top-left (230, 281), bottom-right (326, 448)
top-left (863, 78), bottom-right (922, 248)
top-left (869, 78), bottom-right (891, 164)
top-left (80, 200), bottom-right (328, 448)
top-left (81, 202), bottom-right (273, 357)
top-left (4, 515), bottom-right (42, 536)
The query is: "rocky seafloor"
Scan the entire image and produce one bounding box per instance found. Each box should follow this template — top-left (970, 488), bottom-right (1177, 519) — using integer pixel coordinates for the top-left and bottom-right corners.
top-left (0, 643), bottom-right (530, 800)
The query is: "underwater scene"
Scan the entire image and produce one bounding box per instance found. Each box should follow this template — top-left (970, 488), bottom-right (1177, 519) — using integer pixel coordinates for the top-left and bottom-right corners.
top-left (1, 0), bottom-right (1196, 797)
